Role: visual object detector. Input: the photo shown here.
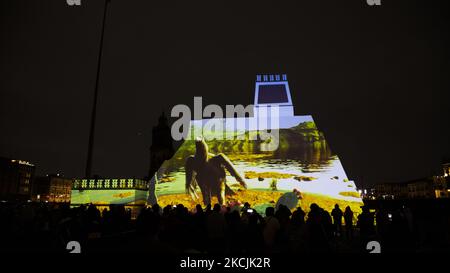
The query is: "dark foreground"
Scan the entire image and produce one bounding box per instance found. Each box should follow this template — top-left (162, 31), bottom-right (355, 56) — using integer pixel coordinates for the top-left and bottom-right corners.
top-left (0, 199), bottom-right (449, 254)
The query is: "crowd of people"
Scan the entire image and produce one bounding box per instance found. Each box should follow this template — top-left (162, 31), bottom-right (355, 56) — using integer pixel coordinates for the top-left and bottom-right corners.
top-left (0, 200), bottom-right (449, 253)
top-left (133, 202), bottom-right (359, 254)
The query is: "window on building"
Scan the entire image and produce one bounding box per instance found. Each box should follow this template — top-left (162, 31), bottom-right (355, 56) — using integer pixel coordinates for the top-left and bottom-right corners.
top-left (120, 179), bottom-right (126, 188)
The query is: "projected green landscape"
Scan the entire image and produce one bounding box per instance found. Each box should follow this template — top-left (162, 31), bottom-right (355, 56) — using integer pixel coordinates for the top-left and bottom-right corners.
top-left (150, 119), bottom-right (363, 214)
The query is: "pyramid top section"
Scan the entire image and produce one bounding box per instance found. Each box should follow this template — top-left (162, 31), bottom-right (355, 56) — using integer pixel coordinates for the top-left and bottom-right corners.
top-left (254, 74), bottom-right (294, 117)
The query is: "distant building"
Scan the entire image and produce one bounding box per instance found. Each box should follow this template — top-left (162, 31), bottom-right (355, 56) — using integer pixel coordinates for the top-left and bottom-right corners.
top-left (406, 178), bottom-right (435, 199)
top-left (32, 174), bottom-right (73, 203)
top-left (373, 162), bottom-right (450, 200)
top-left (443, 163), bottom-right (450, 177)
top-left (375, 179), bottom-right (438, 200)
top-left (432, 162), bottom-right (450, 198)
top-left (149, 112), bottom-right (174, 178)
top-left (374, 183), bottom-right (409, 200)
top-left (0, 157), bottom-right (35, 201)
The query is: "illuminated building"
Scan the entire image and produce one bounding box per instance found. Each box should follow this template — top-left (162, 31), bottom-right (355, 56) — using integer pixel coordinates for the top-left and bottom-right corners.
top-left (374, 165), bottom-right (450, 200)
top-left (0, 157), bottom-right (35, 201)
top-left (70, 114), bottom-right (171, 214)
top-left (32, 174), bottom-right (73, 203)
top-left (374, 182), bottom-right (409, 200)
top-left (432, 162), bottom-right (450, 198)
top-left (148, 74), bottom-right (364, 213)
top-left (254, 74), bottom-right (294, 117)
top-left (406, 178), bottom-right (435, 199)
top-left (443, 163), bottom-right (450, 177)
top-left (70, 178), bottom-right (149, 218)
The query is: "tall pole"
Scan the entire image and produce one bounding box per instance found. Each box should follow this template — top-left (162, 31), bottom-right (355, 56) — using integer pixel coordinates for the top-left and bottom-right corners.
top-left (85, 0), bottom-right (110, 178)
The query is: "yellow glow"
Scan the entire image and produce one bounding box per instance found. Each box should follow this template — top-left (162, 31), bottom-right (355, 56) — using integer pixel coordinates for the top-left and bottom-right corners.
top-left (10, 159), bottom-right (34, 166)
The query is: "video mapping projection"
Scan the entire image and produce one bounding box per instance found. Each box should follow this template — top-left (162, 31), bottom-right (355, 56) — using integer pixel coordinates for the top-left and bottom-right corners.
top-left (148, 75), bottom-right (363, 214)
top-left (71, 179), bottom-right (148, 205)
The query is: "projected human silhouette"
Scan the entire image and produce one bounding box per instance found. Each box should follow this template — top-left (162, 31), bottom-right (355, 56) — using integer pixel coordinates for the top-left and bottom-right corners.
top-left (186, 138), bottom-right (247, 205)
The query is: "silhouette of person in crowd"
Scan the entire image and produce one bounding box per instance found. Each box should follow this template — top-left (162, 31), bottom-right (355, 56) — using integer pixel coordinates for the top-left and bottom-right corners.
top-left (331, 204), bottom-right (343, 235)
top-left (357, 206), bottom-right (375, 244)
top-left (263, 207), bottom-right (280, 252)
top-left (344, 206), bottom-right (354, 239)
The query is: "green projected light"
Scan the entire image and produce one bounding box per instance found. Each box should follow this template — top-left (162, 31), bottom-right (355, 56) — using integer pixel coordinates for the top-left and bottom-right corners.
top-left (71, 178), bottom-right (148, 205)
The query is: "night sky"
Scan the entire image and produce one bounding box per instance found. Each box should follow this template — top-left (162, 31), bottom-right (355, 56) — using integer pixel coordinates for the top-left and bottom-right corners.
top-left (1, 0), bottom-right (449, 187)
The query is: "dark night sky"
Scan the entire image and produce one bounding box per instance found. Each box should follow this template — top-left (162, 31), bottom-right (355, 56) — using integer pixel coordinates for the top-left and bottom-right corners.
top-left (1, 0), bottom-right (449, 187)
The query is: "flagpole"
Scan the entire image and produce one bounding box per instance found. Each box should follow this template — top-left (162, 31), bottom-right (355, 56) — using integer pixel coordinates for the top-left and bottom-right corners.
top-left (85, 0), bottom-right (110, 178)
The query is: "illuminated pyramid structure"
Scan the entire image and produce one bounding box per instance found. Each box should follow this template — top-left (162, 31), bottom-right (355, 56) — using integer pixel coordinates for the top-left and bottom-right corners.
top-left (148, 74), bottom-right (363, 213)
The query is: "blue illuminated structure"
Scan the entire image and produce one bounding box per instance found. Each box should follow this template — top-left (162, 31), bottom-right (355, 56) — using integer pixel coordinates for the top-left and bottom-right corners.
top-left (254, 74), bottom-right (294, 117)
